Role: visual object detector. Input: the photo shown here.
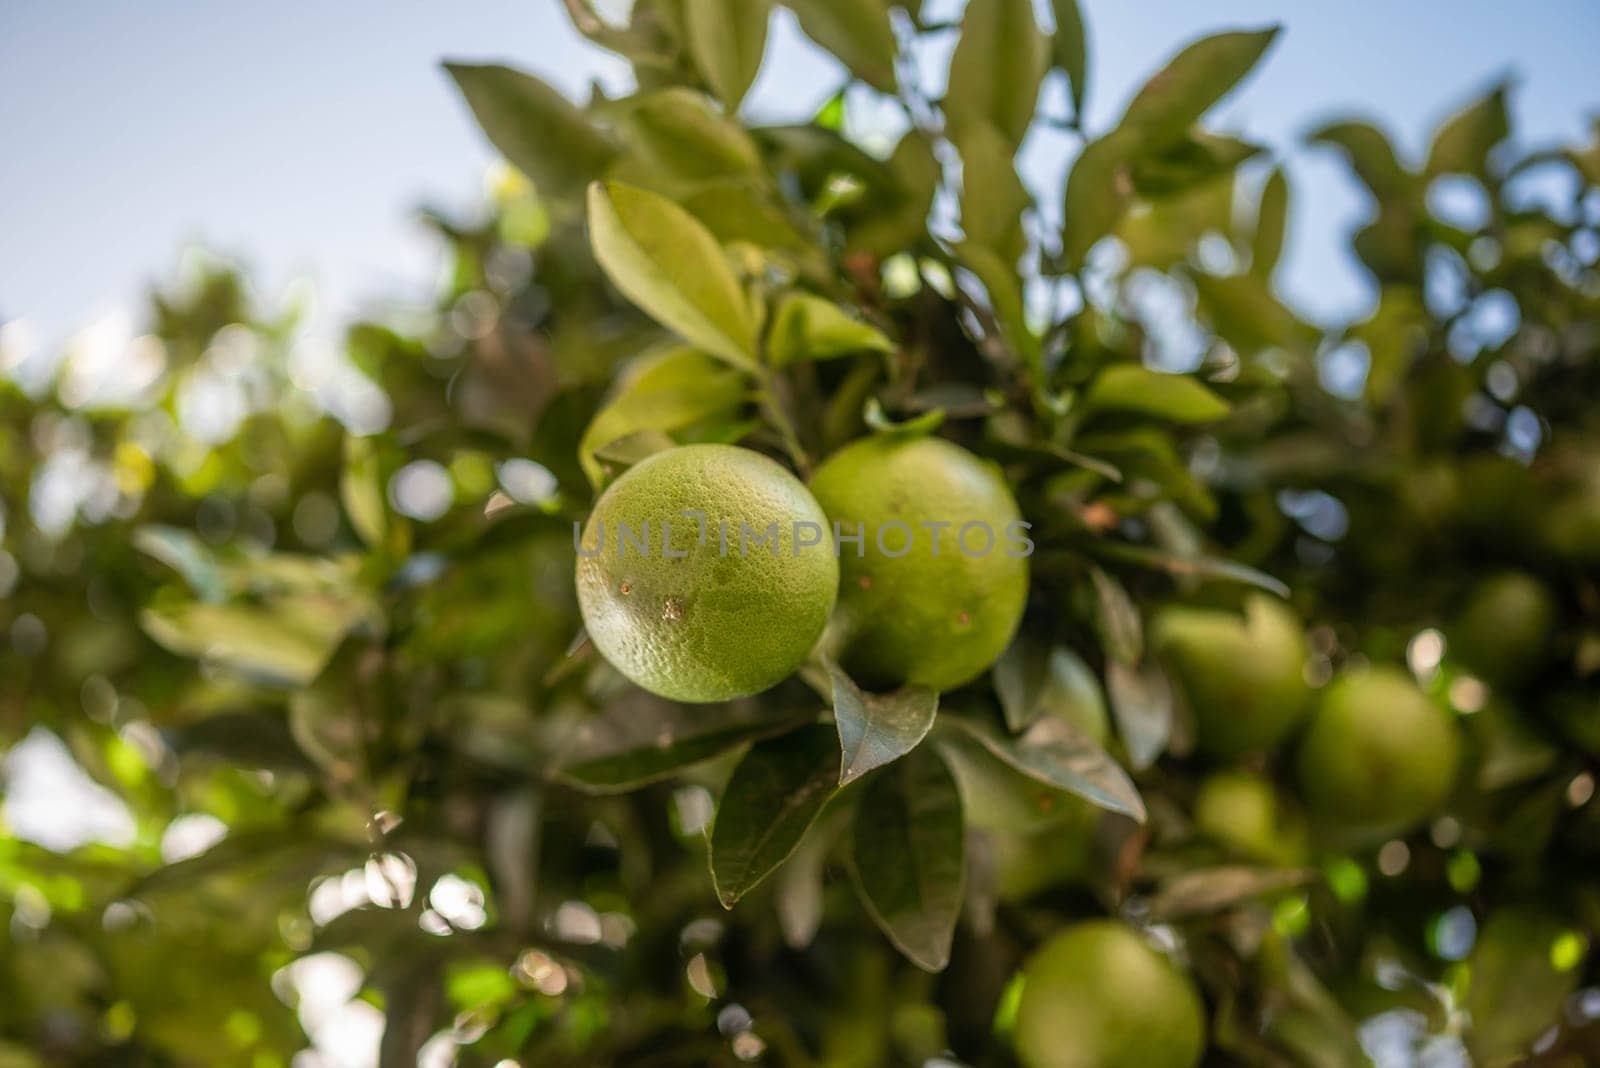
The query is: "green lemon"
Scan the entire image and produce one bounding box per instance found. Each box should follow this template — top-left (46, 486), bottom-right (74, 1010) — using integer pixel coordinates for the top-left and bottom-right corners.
top-left (1151, 594), bottom-right (1310, 758)
top-left (1014, 921), bottom-right (1206, 1068)
top-left (1193, 770), bottom-right (1310, 867)
top-left (808, 434), bottom-right (1028, 692)
top-left (575, 444), bottom-right (837, 702)
top-left (1295, 666), bottom-right (1461, 837)
top-left (1450, 571), bottom-right (1556, 686)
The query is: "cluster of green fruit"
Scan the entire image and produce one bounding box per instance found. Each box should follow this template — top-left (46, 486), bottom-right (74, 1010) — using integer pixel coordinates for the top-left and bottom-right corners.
top-left (576, 434), bottom-right (1028, 702)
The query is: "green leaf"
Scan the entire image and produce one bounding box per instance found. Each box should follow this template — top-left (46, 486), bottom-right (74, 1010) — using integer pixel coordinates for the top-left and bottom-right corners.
top-left (554, 694), bottom-right (801, 793)
top-left (1105, 657), bottom-right (1174, 770)
top-left (863, 398), bottom-right (946, 436)
top-left (1191, 270), bottom-right (1308, 354)
top-left (587, 180), bottom-right (760, 369)
top-left (579, 346), bottom-right (749, 486)
top-left (768, 292), bottom-right (894, 367)
top-left (1082, 364), bottom-right (1231, 423)
top-left (1089, 565), bottom-right (1143, 664)
top-left (849, 746), bottom-right (965, 971)
top-left (1129, 131), bottom-right (1262, 199)
top-left (954, 240), bottom-right (1037, 364)
top-left (340, 434), bottom-right (388, 550)
top-left (1352, 284), bottom-right (1428, 405)
top-left (1117, 27), bottom-right (1280, 148)
top-left (1465, 909), bottom-right (1587, 1063)
top-left (685, 0), bottom-right (772, 108)
top-left (444, 63), bottom-right (619, 197)
top-left (1060, 131), bottom-right (1138, 266)
top-left (956, 119), bottom-right (1031, 261)
top-left (682, 179), bottom-right (817, 255)
top-left (828, 660), bottom-right (939, 786)
top-left (775, 808), bottom-right (841, 949)
top-left (1426, 81), bottom-right (1510, 179)
top-left (133, 525), bottom-right (229, 601)
top-left (785, 0), bottom-right (898, 92)
top-left (288, 632), bottom-right (376, 785)
top-left (845, 130), bottom-right (940, 255)
top-left (165, 709), bottom-right (317, 773)
top-left (1308, 120), bottom-right (1411, 200)
top-left (1251, 166), bottom-right (1289, 278)
top-left (1146, 866), bottom-right (1311, 921)
top-left (141, 597), bottom-right (359, 689)
top-left (944, 0), bottom-right (1047, 143)
top-left (710, 724), bottom-right (841, 906)
top-left (620, 87), bottom-right (763, 185)
top-left (944, 715), bottom-right (1146, 822)
top-left (1050, 0), bottom-right (1088, 119)
top-left (993, 640), bottom-right (1108, 740)
top-left (1089, 542), bottom-right (1291, 598)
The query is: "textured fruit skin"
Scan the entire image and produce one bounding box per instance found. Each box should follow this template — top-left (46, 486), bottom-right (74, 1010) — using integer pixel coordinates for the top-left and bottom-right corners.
top-left (1152, 594), bottom-right (1309, 759)
top-left (575, 445), bottom-right (837, 702)
top-left (1450, 571), bottom-right (1556, 685)
top-left (1014, 921), bottom-right (1205, 1068)
top-left (1194, 770), bottom-right (1309, 867)
top-left (808, 435), bottom-right (1028, 692)
top-left (1295, 666), bottom-right (1460, 836)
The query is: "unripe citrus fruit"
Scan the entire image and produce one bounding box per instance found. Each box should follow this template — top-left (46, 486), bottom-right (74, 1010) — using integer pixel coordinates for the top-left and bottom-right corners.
top-left (1193, 770), bottom-right (1309, 867)
top-left (1295, 666), bottom-right (1460, 836)
top-left (1450, 571), bottom-right (1556, 685)
top-left (575, 444), bottom-right (837, 702)
top-left (1014, 921), bottom-right (1205, 1068)
top-left (808, 434), bottom-right (1028, 692)
top-left (1151, 594), bottom-right (1309, 758)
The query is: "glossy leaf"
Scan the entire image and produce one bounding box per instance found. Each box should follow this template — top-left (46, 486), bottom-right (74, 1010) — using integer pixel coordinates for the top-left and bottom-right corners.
top-left (829, 660), bottom-right (939, 786)
top-left (445, 63), bottom-right (619, 196)
top-left (1083, 364), bottom-right (1231, 423)
top-left (710, 724), bottom-right (841, 906)
top-left (850, 746), bottom-right (965, 971)
top-left (945, 715), bottom-right (1146, 822)
top-left (587, 180), bottom-right (760, 369)
top-left (554, 695), bottom-right (803, 793)
top-left (768, 292), bottom-right (894, 367)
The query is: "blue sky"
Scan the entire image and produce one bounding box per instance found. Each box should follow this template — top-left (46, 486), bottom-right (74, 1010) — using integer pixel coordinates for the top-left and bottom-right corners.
top-left (1, 0), bottom-right (1596, 355)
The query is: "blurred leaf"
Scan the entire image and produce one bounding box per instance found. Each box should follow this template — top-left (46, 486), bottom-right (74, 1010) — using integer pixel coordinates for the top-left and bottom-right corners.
top-left (133, 526), bottom-right (229, 601)
top-left (1089, 542), bottom-right (1290, 598)
top-left (710, 724), bottom-right (841, 905)
top-left (165, 709), bottom-right (316, 773)
top-left (955, 240), bottom-right (1037, 364)
top-left (620, 87), bottom-right (763, 185)
top-left (768, 292), bottom-right (894, 367)
top-left (445, 63), bottom-right (619, 197)
top-left (944, 714), bottom-right (1146, 822)
top-left (1352, 284), bottom-right (1428, 404)
top-left (141, 597), bottom-right (358, 689)
top-left (1105, 657), bottom-right (1174, 770)
top-left (785, 0), bottom-right (898, 92)
top-left (1426, 81), bottom-right (1510, 179)
top-left (849, 746), bottom-right (965, 971)
top-left (956, 119), bottom-right (1031, 261)
top-left (1083, 364), bottom-right (1231, 423)
top-left (1308, 120), bottom-right (1411, 200)
top-left (1118, 27), bottom-right (1280, 147)
top-left (846, 129), bottom-right (940, 255)
top-left (993, 640), bottom-right (1108, 739)
top-left (1191, 270), bottom-right (1309, 353)
top-left (341, 433), bottom-right (388, 550)
top-left (1251, 166), bottom-right (1288, 278)
top-left (1129, 131), bottom-right (1262, 199)
top-left (775, 808), bottom-right (839, 949)
top-left (1061, 130), bottom-right (1137, 266)
top-left (1089, 565), bottom-right (1143, 664)
top-left (863, 398), bottom-right (946, 436)
top-left (685, 0), bottom-right (772, 108)
top-left (1050, 0), bottom-right (1088, 119)
top-left (1465, 909), bottom-right (1587, 1063)
top-left (944, 0), bottom-right (1047, 143)
top-left (682, 178), bottom-right (817, 254)
top-left (554, 695), bottom-right (801, 793)
top-left (1146, 866), bottom-right (1311, 921)
top-left (828, 660), bottom-right (939, 786)
top-left (587, 180), bottom-right (760, 369)
top-left (288, 632), bottom-right (376, 785)
top-left (579, 346), bottom-right (749, 485)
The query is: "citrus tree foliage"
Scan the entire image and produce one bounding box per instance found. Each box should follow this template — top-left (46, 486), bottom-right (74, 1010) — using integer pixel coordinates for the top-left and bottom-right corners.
top-left (2, 1), bottom-right (1599, 1065)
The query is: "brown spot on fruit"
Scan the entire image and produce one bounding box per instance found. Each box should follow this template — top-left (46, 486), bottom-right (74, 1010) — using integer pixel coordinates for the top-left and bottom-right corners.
top-left (857, 575), bottom-right (873, 590)
top-left (661, 597), bottom-right (684, 621)
top-left (956, 610), bottom-right (972, 627)
top-left (619, 582), bottom-right (632, 595)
